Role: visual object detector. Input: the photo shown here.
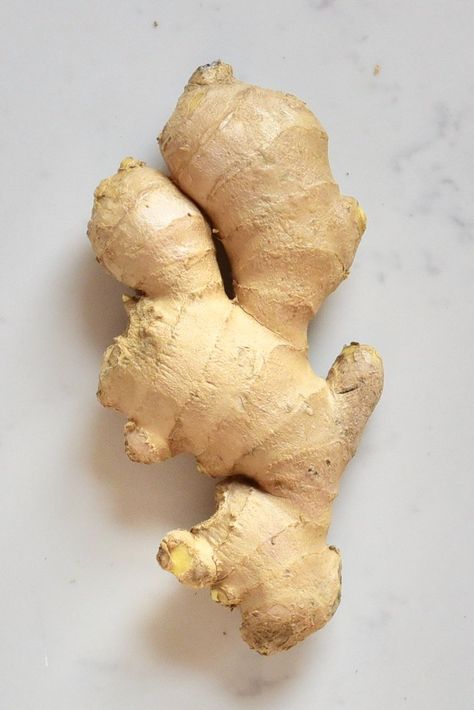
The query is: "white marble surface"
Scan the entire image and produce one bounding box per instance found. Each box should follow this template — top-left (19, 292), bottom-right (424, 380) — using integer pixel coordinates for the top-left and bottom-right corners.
top-left (1, 1), bottom-right (473, 708)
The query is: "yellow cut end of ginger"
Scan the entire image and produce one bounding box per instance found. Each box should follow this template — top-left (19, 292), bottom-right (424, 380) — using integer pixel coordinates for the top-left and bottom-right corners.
top-left (169, 544), bottom-right (193, 577)
top-left (356, 205), bottom-right (367, 234)
top-left (211, 588), bottom-right (230, 605)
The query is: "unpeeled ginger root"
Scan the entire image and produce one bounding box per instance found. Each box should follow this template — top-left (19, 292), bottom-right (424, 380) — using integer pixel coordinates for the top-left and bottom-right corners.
top-left (88, 62), bottom-right (383, 655)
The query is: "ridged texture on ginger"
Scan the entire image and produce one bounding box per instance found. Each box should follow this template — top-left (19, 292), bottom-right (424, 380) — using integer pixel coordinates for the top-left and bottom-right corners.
top-left (160, 62), bottom-right (366, 349)
top-left (88, 63), bottom-right (383, 655)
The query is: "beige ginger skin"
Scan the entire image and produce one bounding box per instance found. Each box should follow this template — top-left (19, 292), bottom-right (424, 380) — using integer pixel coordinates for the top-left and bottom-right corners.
top-left (88, 62), bottom-right (383, 655)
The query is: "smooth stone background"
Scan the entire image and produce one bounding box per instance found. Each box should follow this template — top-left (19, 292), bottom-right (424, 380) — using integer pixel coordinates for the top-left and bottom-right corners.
top-left (1, 1), bottom-right (472, 708)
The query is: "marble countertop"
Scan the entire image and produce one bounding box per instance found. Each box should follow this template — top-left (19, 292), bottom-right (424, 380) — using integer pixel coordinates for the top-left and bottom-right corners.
top-left (1, 1), bottom-right (472, 708)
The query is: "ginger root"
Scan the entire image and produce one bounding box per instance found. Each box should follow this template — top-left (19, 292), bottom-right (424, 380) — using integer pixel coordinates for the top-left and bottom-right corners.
top-left (88, 62), bottom-right (383, 655)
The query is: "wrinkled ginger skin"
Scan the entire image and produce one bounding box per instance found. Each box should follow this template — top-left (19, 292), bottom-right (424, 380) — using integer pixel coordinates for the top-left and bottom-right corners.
top-left (88, 63), bottom-right (383, 655)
